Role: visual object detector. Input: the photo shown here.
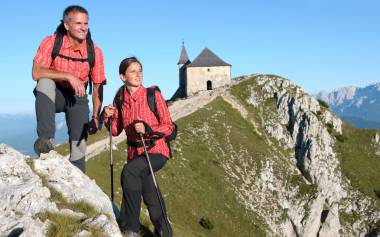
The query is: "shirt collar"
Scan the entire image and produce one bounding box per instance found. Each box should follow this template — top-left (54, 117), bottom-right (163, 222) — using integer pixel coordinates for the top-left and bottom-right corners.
top-left (125, 85), bottom-right (144, 101)
top-left (61, 34), bottom-right (87, 55)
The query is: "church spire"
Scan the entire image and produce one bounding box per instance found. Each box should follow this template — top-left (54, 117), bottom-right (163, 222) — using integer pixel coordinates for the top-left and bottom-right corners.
top-left (177, 41), bottom-right (190, 66)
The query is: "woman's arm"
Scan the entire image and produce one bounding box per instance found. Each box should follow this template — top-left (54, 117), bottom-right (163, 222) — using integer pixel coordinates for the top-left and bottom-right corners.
top-left (150, 90), bottom-right (173, 136)
top-left (103, 103), bottom-right (124, 136)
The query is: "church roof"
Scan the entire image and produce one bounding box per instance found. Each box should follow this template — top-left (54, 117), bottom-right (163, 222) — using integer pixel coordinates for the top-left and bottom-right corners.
top-left (177, 45), bottom-right (190, 65)
top-left (188, 48), bottom-right (231, 67)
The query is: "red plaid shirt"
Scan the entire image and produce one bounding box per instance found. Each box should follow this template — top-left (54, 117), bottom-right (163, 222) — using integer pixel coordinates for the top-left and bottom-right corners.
top-left (108, 86), bottom-right (173, 160)
top-left (34, 34), bottom-right (106, 87)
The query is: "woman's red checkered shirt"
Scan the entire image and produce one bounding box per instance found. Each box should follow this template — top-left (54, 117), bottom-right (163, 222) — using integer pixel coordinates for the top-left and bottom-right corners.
top-left (34, 34), bottom-right (106, 87)
top-left (107, 86), bottom-right (173, 160)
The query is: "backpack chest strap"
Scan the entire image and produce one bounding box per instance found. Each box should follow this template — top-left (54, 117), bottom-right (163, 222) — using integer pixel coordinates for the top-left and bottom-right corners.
top-left (56, 54), bottom-right (89, 62)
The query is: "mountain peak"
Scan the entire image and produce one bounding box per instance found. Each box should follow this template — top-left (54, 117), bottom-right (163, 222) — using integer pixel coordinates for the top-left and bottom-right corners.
top-left (316, 81), bottom-right (380, 128)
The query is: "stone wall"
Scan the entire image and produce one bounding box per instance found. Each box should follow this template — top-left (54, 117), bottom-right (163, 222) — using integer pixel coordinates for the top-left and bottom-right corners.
top-left (186, 66), bottom-right (231, 96)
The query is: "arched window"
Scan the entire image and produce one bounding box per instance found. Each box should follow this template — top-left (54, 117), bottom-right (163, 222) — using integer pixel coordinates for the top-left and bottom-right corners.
top-left (207, 80), bottom-right (212, 90)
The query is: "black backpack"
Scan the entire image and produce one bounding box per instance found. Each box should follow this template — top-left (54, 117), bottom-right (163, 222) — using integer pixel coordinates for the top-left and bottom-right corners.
top-left (113, 85), bottom-right (178, 156)
top-left (51, 22), bottom-right (95, 94)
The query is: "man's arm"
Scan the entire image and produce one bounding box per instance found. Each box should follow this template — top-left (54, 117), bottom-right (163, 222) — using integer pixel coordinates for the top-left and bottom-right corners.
top-left (32, 61), bottom-right (85, 96)
top-left (92, 83), bottom-right (103, 124)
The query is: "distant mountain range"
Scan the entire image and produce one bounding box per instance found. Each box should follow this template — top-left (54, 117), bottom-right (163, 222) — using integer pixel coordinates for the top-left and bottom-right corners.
top-left (316, 83), bottom-right (380, 128)
top-left (0, 113), bottom-right (68, 156)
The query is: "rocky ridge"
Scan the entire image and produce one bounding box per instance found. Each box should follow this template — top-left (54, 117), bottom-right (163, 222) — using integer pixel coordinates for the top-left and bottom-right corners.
top-left (223, 74), bottom-right (379, 236)
top-left (0, 144), bottom-right (121, 237)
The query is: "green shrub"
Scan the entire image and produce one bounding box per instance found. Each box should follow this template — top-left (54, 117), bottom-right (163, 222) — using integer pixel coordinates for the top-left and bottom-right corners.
top-left (326, 122), bottom-right (334, 129)
top-left (335, 134), bottom-right (346, 143)
top-left (326, 122), bottom-right (334, 134)
top-left (199, 217), bottom-right (214, 230)
top-left (375, 189), bottom-right (380, 199)
top-left (318, 99), bottom-right (329, 109)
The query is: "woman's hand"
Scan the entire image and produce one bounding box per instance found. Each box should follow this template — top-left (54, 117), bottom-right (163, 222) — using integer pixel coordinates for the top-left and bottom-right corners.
top-left (134, 122), bottom-right (145, 134)
top-left (104, 105), bottom-right (115, 118)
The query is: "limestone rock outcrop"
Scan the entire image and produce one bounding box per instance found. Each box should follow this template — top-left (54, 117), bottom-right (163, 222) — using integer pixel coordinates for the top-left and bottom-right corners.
top-left (0, 144), bottom-right (122, 237)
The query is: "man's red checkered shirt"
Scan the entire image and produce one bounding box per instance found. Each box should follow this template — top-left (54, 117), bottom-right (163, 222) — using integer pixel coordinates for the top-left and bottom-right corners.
top-left (107, 86), bottom-right (173, 160)
top-left (34, 34), bottom-right (106, 87)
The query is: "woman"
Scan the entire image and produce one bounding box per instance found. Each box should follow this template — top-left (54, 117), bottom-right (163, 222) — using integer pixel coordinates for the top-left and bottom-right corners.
top-left (103, 57), bottom-right (173, 237)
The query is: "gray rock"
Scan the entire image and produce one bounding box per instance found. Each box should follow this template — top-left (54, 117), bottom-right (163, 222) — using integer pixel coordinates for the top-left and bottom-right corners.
top-left (0, 144), bottom-right (56, 236)
top-left (0, 144), bottom-right (122, 237)
top-left (82, 214), bottom-right (122, 237)
top-left (34, 151), bottom-right (122, 237)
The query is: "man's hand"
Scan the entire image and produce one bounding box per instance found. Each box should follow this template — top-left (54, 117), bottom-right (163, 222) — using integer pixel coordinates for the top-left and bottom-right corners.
top-left (88, 117), bottom-right (99, 135)
top-left (67, 75), bottom-right (85, 96)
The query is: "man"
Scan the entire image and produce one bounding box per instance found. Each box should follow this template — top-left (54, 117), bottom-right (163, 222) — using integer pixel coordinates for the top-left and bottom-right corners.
top-left (32, 5), bottom-right (106, 173)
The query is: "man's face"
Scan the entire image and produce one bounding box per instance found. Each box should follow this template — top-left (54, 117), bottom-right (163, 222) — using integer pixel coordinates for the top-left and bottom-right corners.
top-left (64, 11), bottom-right (88, 42)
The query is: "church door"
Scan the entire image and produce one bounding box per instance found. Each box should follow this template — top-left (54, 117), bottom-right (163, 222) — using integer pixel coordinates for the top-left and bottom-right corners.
top-left (207, 80), bottom-right (212, 90)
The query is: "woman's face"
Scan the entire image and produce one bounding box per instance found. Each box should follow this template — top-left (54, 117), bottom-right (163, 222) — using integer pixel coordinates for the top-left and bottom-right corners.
top-left (120, 62), bottom-right (143, 87)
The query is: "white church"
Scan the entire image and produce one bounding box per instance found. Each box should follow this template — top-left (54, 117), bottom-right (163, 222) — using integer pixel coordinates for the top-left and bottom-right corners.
top-left (171, 44), bottom-right (232, 99)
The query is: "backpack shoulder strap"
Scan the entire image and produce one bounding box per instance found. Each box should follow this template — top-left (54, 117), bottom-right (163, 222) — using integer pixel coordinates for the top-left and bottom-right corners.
top-left (86, 30), bottom-right (95, 69)
top-left (52, 35), bottom-right (63, 62)
top-left (147, 87), bottom-right (160, 122)
top-left (146, 86), bottom-right (177, 150)
top-left (113, 85), bottom-right (125, 113)
top-left (113, 85), bottom-right (125, 126)
top-left (52, 36), bottom-right (62, 62)
top-left (86, 30), bottom-right (95, 94)
top-left (52, 22), bottom-right (66, 62)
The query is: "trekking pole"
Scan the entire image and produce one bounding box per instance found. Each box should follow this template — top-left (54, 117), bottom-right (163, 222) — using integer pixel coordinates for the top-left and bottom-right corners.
top-left (109, 117), bottom-right (114, 202)
top-left (139, 133), bottom-right (172, 237)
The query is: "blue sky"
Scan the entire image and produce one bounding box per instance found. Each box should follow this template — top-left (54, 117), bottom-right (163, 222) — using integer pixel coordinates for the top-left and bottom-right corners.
top-left (1, 0), bottom-right (379, 114)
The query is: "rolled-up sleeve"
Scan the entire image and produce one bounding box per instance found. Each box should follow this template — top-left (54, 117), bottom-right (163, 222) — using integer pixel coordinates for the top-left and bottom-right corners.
top-left (104, 102), bottom-right (124, 136)
top-left (33, 36), bottom-right (54, 66)
top-left (92, 45), bottom-right (106, 85)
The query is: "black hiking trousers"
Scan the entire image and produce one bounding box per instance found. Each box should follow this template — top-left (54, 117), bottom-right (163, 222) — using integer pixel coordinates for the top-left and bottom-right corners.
top-left (119, 153), bottom-right (172, 236)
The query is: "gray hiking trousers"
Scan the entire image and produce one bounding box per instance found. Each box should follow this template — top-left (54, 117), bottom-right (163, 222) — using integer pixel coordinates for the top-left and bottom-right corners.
top-left (34, 78), bottom-right (89, 172)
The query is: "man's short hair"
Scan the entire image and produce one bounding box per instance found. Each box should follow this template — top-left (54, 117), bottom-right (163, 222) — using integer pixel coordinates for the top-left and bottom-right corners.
top-left (63, 5), bottom-right (88, 22)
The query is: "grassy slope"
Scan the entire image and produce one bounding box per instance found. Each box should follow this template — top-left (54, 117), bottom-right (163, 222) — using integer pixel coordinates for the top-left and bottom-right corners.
top-left (86, 97), bottom-right (267, 236)
top-left (55, 129), bottom-right (109, 156)
top-left (335, 123), bottom-right (380, 203)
